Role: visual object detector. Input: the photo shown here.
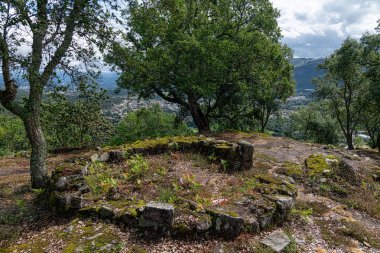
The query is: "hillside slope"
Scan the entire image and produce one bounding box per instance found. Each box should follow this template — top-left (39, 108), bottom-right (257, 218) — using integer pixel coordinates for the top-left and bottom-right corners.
top-left (0, 133), bottom-right (379, 252)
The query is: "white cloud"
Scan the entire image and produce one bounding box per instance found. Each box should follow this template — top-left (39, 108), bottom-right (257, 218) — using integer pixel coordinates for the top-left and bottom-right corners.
top-left (271, 0), bottom-right (380, 58)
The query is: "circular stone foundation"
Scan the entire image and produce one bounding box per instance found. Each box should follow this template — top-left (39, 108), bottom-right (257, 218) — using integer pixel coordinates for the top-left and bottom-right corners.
top-left (49, 137), bottom-right (295, 239)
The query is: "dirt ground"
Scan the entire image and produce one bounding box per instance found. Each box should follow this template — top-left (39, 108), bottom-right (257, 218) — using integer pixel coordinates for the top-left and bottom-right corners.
top-left (1, 132), bottom-right (380, 253)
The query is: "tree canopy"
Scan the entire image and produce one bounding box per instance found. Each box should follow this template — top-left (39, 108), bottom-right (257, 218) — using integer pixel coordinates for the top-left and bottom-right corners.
top-left (107, 0), bottom-right (293, 133)
top-left (314, 38), bottom-right (367, 150)
top-left (0, 0), bottom-right (118, 188)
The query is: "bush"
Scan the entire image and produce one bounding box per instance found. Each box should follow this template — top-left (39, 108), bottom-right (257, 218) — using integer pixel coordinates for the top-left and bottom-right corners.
top-left (111, 104), bottom-right (191, 145)
top-left (0, 112), bottom-right (28, 156)
top-left (285, 102), bottom-right (341, 144)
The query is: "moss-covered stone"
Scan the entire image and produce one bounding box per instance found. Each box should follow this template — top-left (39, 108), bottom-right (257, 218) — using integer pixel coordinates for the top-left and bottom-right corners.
top-left (305, 153), bottom-right (339, 176)
top-left (255, 174), bottom-right (283, 185)
top-left (282, 162), bottom-right (304, 179)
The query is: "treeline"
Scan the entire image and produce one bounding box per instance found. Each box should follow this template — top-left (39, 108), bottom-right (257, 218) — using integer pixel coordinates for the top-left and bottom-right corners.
top-left (284, 29), bottom-right (380, 151)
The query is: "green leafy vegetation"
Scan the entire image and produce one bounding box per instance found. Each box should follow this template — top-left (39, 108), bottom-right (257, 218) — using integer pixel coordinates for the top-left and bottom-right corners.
top-left (106, 0), bottom-right (294, 133)
top-left (0, 112), bottom-right (28, 157)
top-left (126, 155), bottom-right (149, 181)
top-left (111, 104), bottom-right (191, 145)
top-left (42, 82), bottom-right (111, 150)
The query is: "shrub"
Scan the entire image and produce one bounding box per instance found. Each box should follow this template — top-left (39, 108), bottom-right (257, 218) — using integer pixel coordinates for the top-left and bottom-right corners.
top-left (111, 104), bottom-right (191, 145)
top-left (0, 112), bottom-right (28, 156)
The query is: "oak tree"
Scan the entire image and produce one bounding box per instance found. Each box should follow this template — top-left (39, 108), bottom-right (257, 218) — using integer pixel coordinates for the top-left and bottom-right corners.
top-left (107, 0), bottom-right (288, 133)
top-left (0, 0), bottom-right (117, 188)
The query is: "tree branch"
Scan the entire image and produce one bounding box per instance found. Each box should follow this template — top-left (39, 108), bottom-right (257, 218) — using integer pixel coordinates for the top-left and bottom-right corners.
top-left (41, 0), bottom-right (88, 84)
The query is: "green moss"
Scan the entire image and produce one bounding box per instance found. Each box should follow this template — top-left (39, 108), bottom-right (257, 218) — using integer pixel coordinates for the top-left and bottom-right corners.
top-left (58, 221), bottom-right (122, 253)
top-left (107, 199), bottom-right (133, 209)
top-left (226, 211), bottom-right (240, 217)
top-left (125, 136), bottom-right (206, 150)
top-left (282, 162), bottom-right (304, 178)
top-left (174, 223), bottom-right (191, 234)
top-left (255, 174), bottom-right (283, 185)
top-left (305, 153), bottom-right (337, 176)
top-left (255, 153), bottom-right (278, 162)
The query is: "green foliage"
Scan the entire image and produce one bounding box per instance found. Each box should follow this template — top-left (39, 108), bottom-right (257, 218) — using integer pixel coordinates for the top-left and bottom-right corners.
top-left (85, 161), bottom-right (118, 195)
top-left (158, 188), bottom-right (178, 204)
top-left (42, 82), bottom-right (111, 150)
top-left (285, 102), bottom-right (341, 144)
top-left (313, 38), bottom-right (367, 149)
top-left (112, 104), bottom-right (191, 145)
top-left (107, 0), bottom-right (290, 132)
top-left (126, 155), bottom-right (149, 181)
top-left (361, 29), bottom-right (380, 150)
top-left (0, 112), bottom-right (28, 156)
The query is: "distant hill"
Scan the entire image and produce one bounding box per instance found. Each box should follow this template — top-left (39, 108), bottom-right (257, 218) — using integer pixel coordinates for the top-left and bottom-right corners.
top-left (291, 58), bottom-right (325, 94)
top-left (1, 58), bottom-right (325, 95)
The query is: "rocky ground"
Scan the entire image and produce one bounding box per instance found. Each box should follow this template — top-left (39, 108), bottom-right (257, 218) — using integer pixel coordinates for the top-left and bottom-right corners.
top-left (0, 132), bottom-right (379, 253)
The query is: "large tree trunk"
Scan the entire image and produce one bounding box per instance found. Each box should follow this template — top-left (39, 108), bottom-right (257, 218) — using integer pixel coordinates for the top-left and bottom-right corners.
top-left (346, 133), bottom-right (354, 150)
top-left (188, 96), bottom-right (210, 133)
top-left (24, 116), bottom-right (50, 188)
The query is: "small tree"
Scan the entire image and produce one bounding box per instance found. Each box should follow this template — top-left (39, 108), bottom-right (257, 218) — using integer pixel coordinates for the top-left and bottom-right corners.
top-left (251, 45), bottom-right (294, 133)
top-left (0, 1), bottom-right (117, 188)
top-left (107, 0), bottom-right (288, 133)
top-left (361, 26), bottom-right (380, 151)
top-left (314, 38), bottom-right (367, 150)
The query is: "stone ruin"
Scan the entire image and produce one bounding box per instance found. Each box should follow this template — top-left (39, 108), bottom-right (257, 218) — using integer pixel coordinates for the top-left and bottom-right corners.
top-left (49, 136), bottom-right (296, 239)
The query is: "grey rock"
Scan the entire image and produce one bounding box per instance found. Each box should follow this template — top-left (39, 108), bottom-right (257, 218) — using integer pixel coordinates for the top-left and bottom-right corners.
top-left (209, 210), bottom-right (244, 238)
top-left (337, 160), bottom-right (359, 185)
top-left (99, 152), bottom-right (110, 162)
top-left (91, 152), bottom-right (110, 162)
top-left (196, 218), bottom-right (212, 233)
top-left (243, 217), bottom-right (260, 233)
top-left (213, 244), bottom-right (235, 253)
top-left (64, 225), bottom-right (74, 233)
top-left (138, 202), bottom-right (174, 232)
top-left (90, 154), bottom-right (99, 162)
top-left (98, 205), bottom-right (116, 219)
top-left (258, 213), bottom-right (274, 230)
top-left (109, 151), bottom-right (125, 162)
top-left (79, 185), bottom-right (91, 194)
top-left (55, 176), bottom-right (68, 190)
top-left (238, 141), bottom-right (254, 170)
top-left (56, 191), bottom-right (84, 210)
top-left (235, 197), bottom-right (250, 206)
top-left (260, 230), bottom-right (291, 252)
top-left (81, 164), bottom-right (89, 176)
top-left (268, 195), bottom-right (295, 212)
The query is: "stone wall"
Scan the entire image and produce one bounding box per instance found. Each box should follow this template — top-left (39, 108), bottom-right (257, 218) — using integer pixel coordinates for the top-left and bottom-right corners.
top-left (93, 136), bottom-right (254, 172)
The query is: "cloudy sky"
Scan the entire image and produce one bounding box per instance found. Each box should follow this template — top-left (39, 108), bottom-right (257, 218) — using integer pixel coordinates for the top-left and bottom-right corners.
top-left (271, 0), bottom-right (379, 58)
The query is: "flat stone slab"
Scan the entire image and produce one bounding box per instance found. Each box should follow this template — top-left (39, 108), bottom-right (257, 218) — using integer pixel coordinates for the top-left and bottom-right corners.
top-left (260, 230), bottom-right (291, 252)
